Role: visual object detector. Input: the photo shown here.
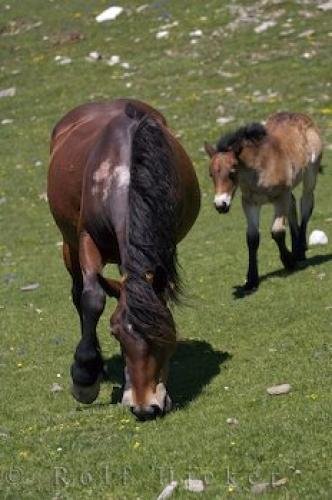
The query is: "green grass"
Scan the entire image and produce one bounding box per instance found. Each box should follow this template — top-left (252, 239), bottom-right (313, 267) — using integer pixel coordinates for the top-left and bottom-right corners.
top-left (0, 0), bottom-right (331, 498)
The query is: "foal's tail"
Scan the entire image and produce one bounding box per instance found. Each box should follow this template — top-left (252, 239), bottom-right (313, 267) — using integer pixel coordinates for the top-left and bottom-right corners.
top-left (122, 103), bottom-right (180, 342)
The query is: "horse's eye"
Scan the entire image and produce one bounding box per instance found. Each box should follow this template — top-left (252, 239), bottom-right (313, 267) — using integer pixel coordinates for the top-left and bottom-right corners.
top-left (229, 171), bottom-right (236, 181)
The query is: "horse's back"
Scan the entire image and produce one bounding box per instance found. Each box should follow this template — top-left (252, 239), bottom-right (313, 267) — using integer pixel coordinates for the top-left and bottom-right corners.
top-left (48, 99), bottom-right (200, 250)
top-left (266, 112), bottom-right (323, 166)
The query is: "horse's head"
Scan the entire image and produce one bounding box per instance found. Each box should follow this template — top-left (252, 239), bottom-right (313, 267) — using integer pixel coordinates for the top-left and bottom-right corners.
top-left (204, 142), bottom-right (238, 213)
top-left (110, 279), bottom-right (175, 421)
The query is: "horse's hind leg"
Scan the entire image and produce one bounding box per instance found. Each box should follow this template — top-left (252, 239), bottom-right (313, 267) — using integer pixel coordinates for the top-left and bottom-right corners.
top-left (70, 232), bottom-right (106, 404)
top-left (271, 194), bottom-right (296, 270)
top-left (63, 242), bottom-right (83, 320)
top-left (288, 193), bottom-right (300, 260)
top-left (298, 161), bottom-right (319, 260)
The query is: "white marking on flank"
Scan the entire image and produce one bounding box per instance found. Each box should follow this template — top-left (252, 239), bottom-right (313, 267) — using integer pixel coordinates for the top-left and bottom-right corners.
top-left (114, 165), bottom-right (130, 188)
top-left (214, 193), bottom-right (231, 207)
top-left (93, 159), bottom-right (111, 183)
top-left (92, 162), bottom-right (130, 201)
top-left (311, 152), bottom-right (316, 163)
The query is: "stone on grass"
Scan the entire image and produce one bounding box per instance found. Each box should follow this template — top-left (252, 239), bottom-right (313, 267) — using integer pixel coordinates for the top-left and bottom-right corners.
top-left (106, 55), bottom-right (120, 66)
top-left (318, 1), bottom-right (332, 11)
top-left (54, 55), bottom-right (72, 65)
top-left (50, 383), bottom-right (63, 393)
top-left (156, 30), bottom-right (169, 39)
top-left (273, 477), bottom-right (288, 487)
top-left (184, 479), bottom-right (205, 492)
top-left (216, 116), bottom-right (234, 126)
top-left (39, 192), bottom-right (48, 202)
top-left (87, 51), bottom-right (102, 61)
top-left (254, 21), bottom-right (276, 34)
top-left (1, 119), bottom-right (13, 124)
top-left (156, 481), bottom-right (178, 500)
top-left (251, 482), bottom-right (270, 494)
top-left (226, 417), bottom-right (239, 426)
top-left (20, 283), bottom-right (40, 292)
top-left (267, 383), bottom-right (291, 395)
top-left (251, 477), bottom-right (287, 494)
top-left (309, 230), bottom-right (328, 246)
top-left (189, 29), bottom-right (203, 37)
top-left (96, 6), bottom-right (123, 23)
top-left (0, 427), bottom-right (10, 439)
top-left (0, 87), bottom-right (16, 98)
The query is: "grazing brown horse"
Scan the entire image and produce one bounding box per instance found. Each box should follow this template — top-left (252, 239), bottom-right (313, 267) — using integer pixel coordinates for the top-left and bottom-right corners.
top-left (205, 112), bottom-right (323, 291)
top-left (48, 99), bottom-right (200, 420)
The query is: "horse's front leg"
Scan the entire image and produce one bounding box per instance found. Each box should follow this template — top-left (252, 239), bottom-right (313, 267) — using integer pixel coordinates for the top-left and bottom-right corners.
top-left (71, 232), bottom-right (106, 404)
top-left (271, 194), bottom-right (296, 270)
top-left (288, 193), bottom-right (300, 260)
top-left (242, 198), bottom-right (261, 291)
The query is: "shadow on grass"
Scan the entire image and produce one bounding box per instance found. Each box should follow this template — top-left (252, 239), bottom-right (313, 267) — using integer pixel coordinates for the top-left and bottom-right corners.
top-left (103, 340), bottom-right (230, 409)
top-left (232, 253), bottom-right (332, 299)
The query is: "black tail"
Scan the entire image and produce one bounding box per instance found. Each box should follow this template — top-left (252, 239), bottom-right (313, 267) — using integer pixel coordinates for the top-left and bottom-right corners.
top-left (122, 104), bottom-right (180, 343)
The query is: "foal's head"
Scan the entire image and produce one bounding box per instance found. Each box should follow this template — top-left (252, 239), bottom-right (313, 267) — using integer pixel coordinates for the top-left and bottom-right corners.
top-left (204, 142), bottom-right (238, 213)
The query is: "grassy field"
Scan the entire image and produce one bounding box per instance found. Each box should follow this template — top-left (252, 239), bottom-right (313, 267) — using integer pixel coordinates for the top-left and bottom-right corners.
top-left (0, 0), bottom-right (331, 498)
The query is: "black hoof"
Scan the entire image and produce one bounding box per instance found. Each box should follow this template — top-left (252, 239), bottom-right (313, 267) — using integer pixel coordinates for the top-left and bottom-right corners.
top-left (243, 281), bottom-right (259, 294)
top-left (282, 257), bottom-right (296, 271)
top-left (71, 376), bottom-right (101, 404)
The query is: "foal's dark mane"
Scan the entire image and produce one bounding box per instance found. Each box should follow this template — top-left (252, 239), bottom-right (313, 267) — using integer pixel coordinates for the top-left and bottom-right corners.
top-left (217, 122), bottom-right (267, 155)
top-left (123, 103), bottom-right (180, 344)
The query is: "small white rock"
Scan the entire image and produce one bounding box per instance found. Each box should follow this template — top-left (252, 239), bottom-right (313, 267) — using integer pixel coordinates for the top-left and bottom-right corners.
top-left (298, 29), bottom-right (315, 38)
top-left (96, 6), bottom-right (123, 23)
top-left (50, 383), bottom-right (63, 393)
top-left (0, 87), bottom-right (16, 98)
top-left (267, 383), bottom-right (291, 395)
top-left (156, 30), bottom-right (169, 39)
top-left (216, 116), bottom-right (234, 125)
top-left (254, 21), bottom-right (276, 34)
top-left (156, 481), bottom-right (178, 500)
top-left (1, 119), bottom-right (13, 125)
top-left (20, 283), bottom-right (40, 292)
top-left (226, 417), bottom-right (239, 426)
top-left (39, 192), bottom-right (48, 202)
top-left (184, 479), bottom-right (205, 492)
top-left (318, 1), bottom-right (332, 11)
top-left (251, 482), bottom-right (270, 494)
top-left (87, 51), bottom-right (102, 61)
top-left (309, 230), bottom-right (328, 246)
top-left (54, 56), bottom-right (72, 65)
top-left (189, 29), bottom-right (203, 37)
top-left (106, 55), bottom-right (120, 66)
top-left (136, 5), bottom-right (148, 13)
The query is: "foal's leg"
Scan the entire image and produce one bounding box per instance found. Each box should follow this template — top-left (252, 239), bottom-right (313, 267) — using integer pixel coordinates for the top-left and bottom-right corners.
top-left (71, 232), bottom-right (106, 404)
top-left (271, 194), bottom-right (296, 270)
top-left (288, 193), bottom-right (300, 259)
top-left (242, 199), bottom-right (261, 290)
top-left (298, 162), bottom-right (319, 260)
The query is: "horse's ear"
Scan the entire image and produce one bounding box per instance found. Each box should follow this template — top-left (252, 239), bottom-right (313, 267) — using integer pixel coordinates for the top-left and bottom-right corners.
top-left (204, 142), bottom-right (216, 158)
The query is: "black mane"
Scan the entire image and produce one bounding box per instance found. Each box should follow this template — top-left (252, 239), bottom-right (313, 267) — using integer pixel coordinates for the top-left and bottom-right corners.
top-left (217, 122), bottom-right (267, 154)
top-left (123, 105), bottom-right (180, 344)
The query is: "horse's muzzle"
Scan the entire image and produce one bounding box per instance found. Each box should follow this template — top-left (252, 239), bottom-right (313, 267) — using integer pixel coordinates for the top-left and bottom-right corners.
top-left (131, 404), bottom-right (163, 421)
top-left (215, 202), bottom-right (230, 213)
top-left (131, 393), bottom-right (172, 421)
